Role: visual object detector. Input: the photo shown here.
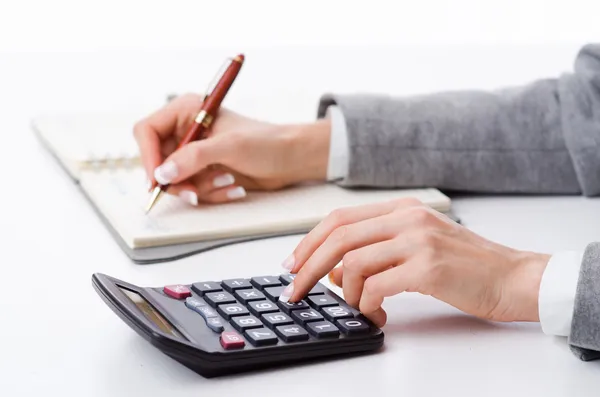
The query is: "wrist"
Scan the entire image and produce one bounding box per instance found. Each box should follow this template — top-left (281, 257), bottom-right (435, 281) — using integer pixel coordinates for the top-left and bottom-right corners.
top-left (284, 119), bottom-right (331, 184)
top-left (508, 251), bottom-right (551, 322)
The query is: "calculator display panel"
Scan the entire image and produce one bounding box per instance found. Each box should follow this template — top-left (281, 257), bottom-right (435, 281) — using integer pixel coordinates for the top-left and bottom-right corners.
top-left (119, 287), bottom-right (186, 341)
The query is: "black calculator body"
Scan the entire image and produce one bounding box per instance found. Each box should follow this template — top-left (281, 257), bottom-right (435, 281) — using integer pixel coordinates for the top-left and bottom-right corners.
top-left (92, 272), bottom-right (384, 377)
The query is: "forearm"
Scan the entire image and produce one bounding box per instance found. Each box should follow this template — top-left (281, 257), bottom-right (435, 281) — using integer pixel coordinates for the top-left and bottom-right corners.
top-left (317, 44), bottom-right (600, 196)
top-left (568, 243), bottom-right (600, 361)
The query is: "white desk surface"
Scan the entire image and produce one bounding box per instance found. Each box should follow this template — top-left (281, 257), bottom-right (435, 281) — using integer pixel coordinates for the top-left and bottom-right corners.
top-left (1, 47), bottom-right (600, 396)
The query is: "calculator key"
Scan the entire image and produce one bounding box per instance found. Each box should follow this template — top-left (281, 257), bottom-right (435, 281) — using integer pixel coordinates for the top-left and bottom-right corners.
top-left (322, 306), bottom-right (354, 321)
top-left (244, 327), bottom-right (279, 346)
top-left (307, 294), bottom-right (338, 308)
top-left (231, 315), bottom-right (263, 332)
top-left (275, 325), bottom-right (309, 342)
top-left (220, 331), bottom-right (245, 349)
top-left (279, 274), bottom-right (296, 285)
top-left (195, 306), bottom-right (218, 318)
top-left (307, 321), bottom-right (340, 338)
top-left (217, 303), bottom-right (249, 320)
top-left (204, 291), bottom-right (236, 307)
top-left (222, 278), bottom-right (252, 292)
top-left (184, 296), bottom-right (206, 310)
top-left (234, 288), bottom-right (266, 304)
top-left (261, 312), bottom-right (294, 329)
top-left (307, 283), bottom-right (328, 296)
top-left (250, 276), bottom-right (282, 290)
top-left (248, 300), bottom-right (279, 316)
top-left (163, 285), bottom-right (191, 299)
top-left (191, 281), bottom-right (222, 296)
top-left (205, 317), bottom-right (225, 333)
top-left (264, 286), bottom-right (286, 301)
top-left (336, 318), bottom-right (370, 335)
top-left (277, 300), bottom-right (310, 314)
top-left (291, 309), bottom-right (323, 325)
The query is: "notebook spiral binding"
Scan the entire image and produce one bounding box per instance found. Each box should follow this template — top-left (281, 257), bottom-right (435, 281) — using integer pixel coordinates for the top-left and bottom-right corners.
top-left (84, 151), bottom-right (141, 172)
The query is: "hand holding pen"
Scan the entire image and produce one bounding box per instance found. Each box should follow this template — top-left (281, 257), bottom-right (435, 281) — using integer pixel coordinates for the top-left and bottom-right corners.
top-left (133, 53), bottom-right (332, 212)
top-left (143, 54), bottom-right (245, 213)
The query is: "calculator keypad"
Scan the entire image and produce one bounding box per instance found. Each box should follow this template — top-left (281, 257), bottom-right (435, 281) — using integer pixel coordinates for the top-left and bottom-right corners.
top-left (191, 281), bottom-right (221, 296)
top-left (264, 286), bottom-right (286, 301)
top-left (248, 300), bottom-right (279, 316)
top-left (204, 291), bottom-right (236, 307)
top-left (244, 328), bottom-right (279, 346)
top-left (307, 321), bottom-right (339, 338)
top-left (291, 309), bottom-right (324, 325)
top-left (164, 285), bottom-right (192, 299)
top-left (231, 315), bottom-right (263, 332)
top-left (222, 279), bottom-right (252, 292)
top-left (217, 303), bottom-right (249, 320)
top-left (277, 300), bottom-right (310, 314)
top-left (234, 288), bottom-right (265, 304)
top-left (250, 276), bottom-right (282, 290)
top-left (180, 276), bottom-right (373, 350)
top-left (261, 312), bottom-right (294, 329)
top-left (275, 324), bottom-right (309, 342)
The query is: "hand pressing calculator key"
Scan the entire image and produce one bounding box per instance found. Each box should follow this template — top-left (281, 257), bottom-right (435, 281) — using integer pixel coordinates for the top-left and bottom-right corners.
top-left (92, 272), bottom-right (384, 377)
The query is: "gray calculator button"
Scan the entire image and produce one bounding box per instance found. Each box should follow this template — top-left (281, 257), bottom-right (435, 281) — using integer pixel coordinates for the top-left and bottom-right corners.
top-left (204, 291), bottom-right (236, 307)
top-left (184, 297), bottom-right (206, 310)
top-left (322, 306), bottom-right (353, 321)
top-left (206, 317), bottom-right (225, 333)
top-left (197, 306), bottom-right (218, 318)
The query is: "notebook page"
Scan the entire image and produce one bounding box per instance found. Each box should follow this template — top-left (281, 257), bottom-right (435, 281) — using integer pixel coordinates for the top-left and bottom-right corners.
top-left (32, 113), bottom-right (141, 176)
top-left (80, 167), bottom-right (451, 249)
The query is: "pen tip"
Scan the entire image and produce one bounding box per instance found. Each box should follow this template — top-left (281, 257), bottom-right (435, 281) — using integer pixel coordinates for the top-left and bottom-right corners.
top-left (145, 187), bottom-right (163, 214)
top-left (233, 54), bottom-right (245, 63)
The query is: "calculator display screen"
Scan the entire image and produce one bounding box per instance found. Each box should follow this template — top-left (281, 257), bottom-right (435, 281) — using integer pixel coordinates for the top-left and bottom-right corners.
top-left (118, 287), bottom-right (186, 340)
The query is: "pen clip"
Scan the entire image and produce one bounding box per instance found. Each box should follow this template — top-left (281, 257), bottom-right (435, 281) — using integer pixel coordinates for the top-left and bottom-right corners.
top-left (202, 57), bottom-right (233, 101)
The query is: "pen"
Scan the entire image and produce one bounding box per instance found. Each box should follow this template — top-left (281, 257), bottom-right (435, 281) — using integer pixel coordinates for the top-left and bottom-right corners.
top-left (145, 54), bottom-right (245, 214)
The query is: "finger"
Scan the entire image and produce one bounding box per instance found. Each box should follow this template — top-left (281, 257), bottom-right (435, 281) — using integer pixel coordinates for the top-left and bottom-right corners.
top-left (199, 185), bottom-right (248, 204)
top-left (153, 136), bottom-right (234, 186)
top-left (359, 264), bottom-right (420, 317)
top-left (328, 267), bottom-right (343, 287)
top-left (365, 308), bottom-right (388, 328)
top-left (284, 197), bottom-right (422, 274)
top-left (285, 212), bottom-right (401, 303)
top-left (133, 103), bottom-right (182, 180)
top-left (342, 238), bottom-right (407, 308)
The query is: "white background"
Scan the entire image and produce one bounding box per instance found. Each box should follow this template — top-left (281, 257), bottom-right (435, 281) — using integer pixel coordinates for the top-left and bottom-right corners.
top-left (1, 1), bottom-right (600, 396)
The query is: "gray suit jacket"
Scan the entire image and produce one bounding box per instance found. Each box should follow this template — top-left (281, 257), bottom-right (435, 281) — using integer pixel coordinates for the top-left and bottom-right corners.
top-left (316, 44), bottom-right (600, 360)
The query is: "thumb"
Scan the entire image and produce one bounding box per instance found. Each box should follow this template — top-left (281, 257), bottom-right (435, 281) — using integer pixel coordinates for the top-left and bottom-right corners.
top-left (153, 136), bottom-right (233, 185)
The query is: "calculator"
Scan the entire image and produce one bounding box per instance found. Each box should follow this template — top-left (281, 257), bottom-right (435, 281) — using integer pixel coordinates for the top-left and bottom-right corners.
top-left (92, 272), bottom-right (384, 377)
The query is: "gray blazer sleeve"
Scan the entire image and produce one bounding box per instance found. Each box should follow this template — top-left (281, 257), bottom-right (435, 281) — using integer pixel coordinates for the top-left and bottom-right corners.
top-left (569, 243), bottom-right (600, 361)
top-left (316, 44), bottom-right (600, 196)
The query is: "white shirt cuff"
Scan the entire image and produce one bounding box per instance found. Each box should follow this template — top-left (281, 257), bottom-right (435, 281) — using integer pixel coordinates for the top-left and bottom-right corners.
top-left (538, 251), bottom-right (583, 337)
top-left (325, 105), bottom-right (349, 181)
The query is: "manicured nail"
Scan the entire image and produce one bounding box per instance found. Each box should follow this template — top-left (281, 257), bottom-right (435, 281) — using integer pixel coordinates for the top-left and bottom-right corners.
top-left (281, 254), bottom-right (295, 272)
top-left (213, 173), bottom-right (235, 188)
top-left (328, 271), bottom-right (337, 286)
top-left (154, 161), bottom-right (178, 185)
top-left (179, 190), bottom-right (198, 206)
top-left (227, 186), bottom-right (247, 200)
top-left (279, 282), bottom-right (294, 303)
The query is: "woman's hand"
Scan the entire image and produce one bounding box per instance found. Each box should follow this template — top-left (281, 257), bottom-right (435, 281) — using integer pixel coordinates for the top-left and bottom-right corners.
top-left (279, 198), bottom-right (550, 328)
top-left (133, 94), bottom-right (331, 205)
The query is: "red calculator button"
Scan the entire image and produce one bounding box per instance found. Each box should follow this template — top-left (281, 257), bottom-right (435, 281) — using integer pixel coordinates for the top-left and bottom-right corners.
top-left (163, 285), bottom-right (192, 299)
top-left (220, 331), bottom-right (245, 349)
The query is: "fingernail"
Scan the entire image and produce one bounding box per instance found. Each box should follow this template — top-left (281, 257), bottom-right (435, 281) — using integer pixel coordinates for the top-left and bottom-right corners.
top-left (227, 186), bottom-right (247, 200)
top-left (281, 254), bottom-right (295, 272)
top-left (213, 173), bottom-right (235, 188)
top-left (328, 271), bottom-right (337, 286)
top-left (179, 190), bottom-right (198, 206)
top-left (154, 161), bottom-right (178, 185)
top-left (279, 282), bottom-right (294, 303)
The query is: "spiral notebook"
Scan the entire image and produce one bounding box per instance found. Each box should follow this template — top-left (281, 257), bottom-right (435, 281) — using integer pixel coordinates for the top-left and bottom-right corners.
top-left (32, 112), bottom-right (454, 264)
